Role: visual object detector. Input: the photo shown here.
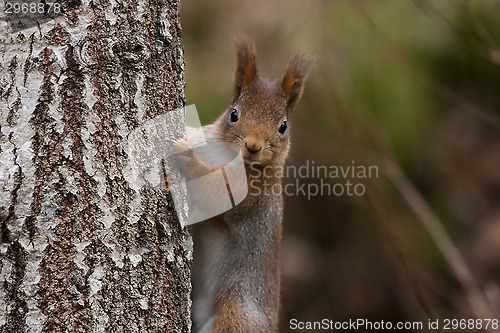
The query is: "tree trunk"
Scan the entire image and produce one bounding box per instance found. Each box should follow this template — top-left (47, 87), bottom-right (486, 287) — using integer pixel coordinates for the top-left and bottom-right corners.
top-left (0, 0), bottom-right (191, 332)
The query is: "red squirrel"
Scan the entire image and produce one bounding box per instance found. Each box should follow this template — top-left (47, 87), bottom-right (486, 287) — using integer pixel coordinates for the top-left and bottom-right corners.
top-left (189, 35), bottom-right (310, 333)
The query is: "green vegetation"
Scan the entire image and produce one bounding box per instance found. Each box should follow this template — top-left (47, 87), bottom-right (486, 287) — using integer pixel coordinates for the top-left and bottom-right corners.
top-left (182, 1), bottom-right (500, 331)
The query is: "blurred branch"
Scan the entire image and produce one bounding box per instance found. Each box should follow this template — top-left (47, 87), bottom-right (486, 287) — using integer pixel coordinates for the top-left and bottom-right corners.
top-left (353, 1), bottom-right (500, 131)
top-left (354, 1), bottom-right (496, 320)
top-left (315, 71), bottom-right (440, 320)
top-left (364, 175), bottom-right (440, 320)
top-left (459, 0), bottom-right (499, 47)
top-left (382, 157), bottom-right (494, 324)
top-left (412, 0), bottom-right (500, 67)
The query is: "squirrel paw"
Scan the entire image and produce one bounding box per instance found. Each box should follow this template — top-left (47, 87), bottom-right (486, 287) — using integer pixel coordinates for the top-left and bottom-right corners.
top-left (170, 139), bottom-right (212, 179)
top-left (171, 138), bottom-right (193, 154)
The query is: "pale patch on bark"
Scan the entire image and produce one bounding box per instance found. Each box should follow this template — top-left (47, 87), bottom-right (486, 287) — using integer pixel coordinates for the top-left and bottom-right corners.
top-left (1, 0), bottom-right (191, 332)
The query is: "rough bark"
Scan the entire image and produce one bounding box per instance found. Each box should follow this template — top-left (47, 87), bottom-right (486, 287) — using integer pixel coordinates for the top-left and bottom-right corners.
top-left (0, 0), bottom-right (191, 332)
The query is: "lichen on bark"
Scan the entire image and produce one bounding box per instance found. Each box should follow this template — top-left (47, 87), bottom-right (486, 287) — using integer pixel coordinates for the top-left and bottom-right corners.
top-left (0, 0), bottom-right (191, 332)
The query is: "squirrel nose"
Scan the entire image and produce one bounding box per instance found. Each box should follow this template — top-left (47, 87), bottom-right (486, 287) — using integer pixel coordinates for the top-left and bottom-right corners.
top-left (244, 141), bottom-right (262, 154)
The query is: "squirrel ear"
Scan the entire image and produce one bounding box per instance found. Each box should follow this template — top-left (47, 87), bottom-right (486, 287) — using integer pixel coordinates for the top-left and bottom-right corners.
top-left (232, 34), bottom-right (258, 103)
top-left (281, 53), bottom-right (311, 114)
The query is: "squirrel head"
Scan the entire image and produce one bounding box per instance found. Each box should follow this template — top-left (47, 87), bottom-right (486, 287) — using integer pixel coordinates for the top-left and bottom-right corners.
top-left (215, 34), bottom-right (310, 167)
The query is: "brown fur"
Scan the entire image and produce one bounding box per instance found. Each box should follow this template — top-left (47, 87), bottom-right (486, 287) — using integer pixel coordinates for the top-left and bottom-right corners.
top-left (281, 53), bottom-right (311, 114)
top-left (191, 35), bottom-right (310, 333)
top-left (210, 296), bottom-right (249, 332)
top-left (232, 34), bottom-right (258, 103)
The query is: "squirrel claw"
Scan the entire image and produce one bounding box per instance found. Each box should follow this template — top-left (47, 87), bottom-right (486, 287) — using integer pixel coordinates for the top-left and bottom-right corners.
top-left (169, 139), bottom-right (212, 179)
top-left (170, 138), bottom-right (193, 155)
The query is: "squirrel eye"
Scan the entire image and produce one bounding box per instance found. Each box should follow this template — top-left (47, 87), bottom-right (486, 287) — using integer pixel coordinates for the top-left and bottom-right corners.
top-left (230, 109), bottom-right (239, 122)
top-left (278, 120), bottom-right (288, 134)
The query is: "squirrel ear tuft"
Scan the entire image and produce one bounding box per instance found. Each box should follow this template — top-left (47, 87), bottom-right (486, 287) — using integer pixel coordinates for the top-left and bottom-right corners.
top-left (232, 34), bottom-right (258, 103)
top-left (281, 53), bottom-right (311, 114)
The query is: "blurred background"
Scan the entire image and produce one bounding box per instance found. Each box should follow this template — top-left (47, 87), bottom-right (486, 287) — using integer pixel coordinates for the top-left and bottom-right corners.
top-left (181, 1), bottom-right (500, 331)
